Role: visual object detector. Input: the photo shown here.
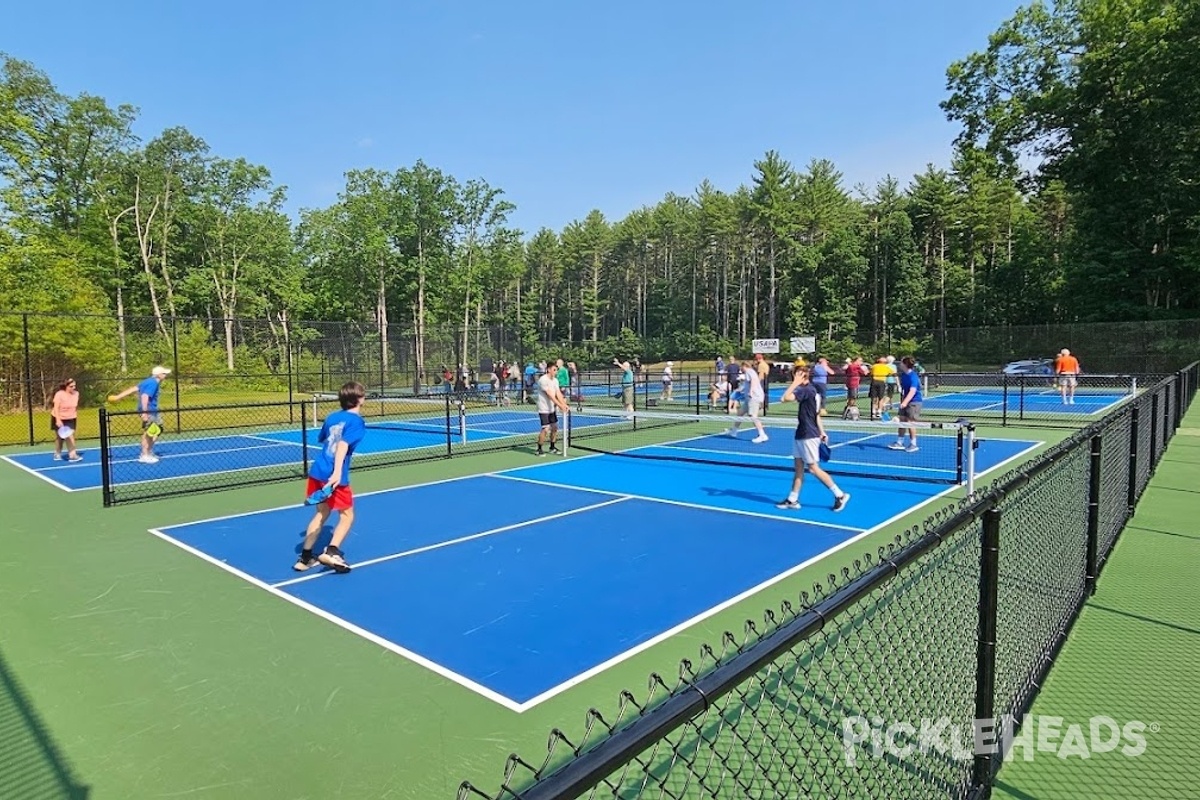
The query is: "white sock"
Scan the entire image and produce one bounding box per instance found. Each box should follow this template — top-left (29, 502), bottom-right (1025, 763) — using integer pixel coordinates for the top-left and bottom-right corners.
top-left (788, 491), bottom-right (799, 503)
top-left (831, 484), bottom-right (843, 497)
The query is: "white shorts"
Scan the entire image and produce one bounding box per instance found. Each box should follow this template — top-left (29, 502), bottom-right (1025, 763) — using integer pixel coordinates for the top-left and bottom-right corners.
top-left (793, 438), bottom-right (820, 465)
top-left (747, 398), bottom-right (763, 417)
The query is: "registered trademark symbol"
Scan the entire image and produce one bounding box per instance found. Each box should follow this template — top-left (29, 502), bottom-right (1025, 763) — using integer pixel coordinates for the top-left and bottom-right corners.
top-left (1149, 723), bottom-right (1160, 734)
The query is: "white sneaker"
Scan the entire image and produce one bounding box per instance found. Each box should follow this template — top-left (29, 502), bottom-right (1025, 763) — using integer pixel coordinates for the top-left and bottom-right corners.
top-left (752, 434), bottom-right (768, 444)
top-left (888, 442), bottom-right (906, 450)
top-left (138, 455), bottom-right (159, 464)
top-left (906, 445), bottom-right (920, 453)
top-left (726, 429), bottom-right (739, 438)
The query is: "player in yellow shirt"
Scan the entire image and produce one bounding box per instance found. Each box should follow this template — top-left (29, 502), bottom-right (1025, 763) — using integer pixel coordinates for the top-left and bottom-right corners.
top-left (868, 357), bottom-right (891, 420)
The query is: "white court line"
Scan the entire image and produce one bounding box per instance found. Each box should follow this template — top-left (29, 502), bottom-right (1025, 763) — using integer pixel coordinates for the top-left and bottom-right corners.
top-left (145, 526), bottom-right (526, 713)
top-left (0, 454), bottom-right (86, 492)
top-left (271, 496), bottom-right (632, 589)
top-left (490, 472), bottom-right (863, 534)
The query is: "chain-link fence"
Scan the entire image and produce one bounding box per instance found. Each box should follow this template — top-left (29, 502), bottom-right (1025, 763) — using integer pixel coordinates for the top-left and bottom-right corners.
top-left (5, 311), bottom-right (1200, 446)
top-left (453, 361), bottom-right (1198, 800)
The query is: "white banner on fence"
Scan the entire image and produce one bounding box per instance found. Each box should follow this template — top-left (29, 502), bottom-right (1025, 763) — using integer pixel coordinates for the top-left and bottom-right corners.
top-left (751, 338), bottom-right (780, 354)
top-left (790, 336), bottom-right (816, 354)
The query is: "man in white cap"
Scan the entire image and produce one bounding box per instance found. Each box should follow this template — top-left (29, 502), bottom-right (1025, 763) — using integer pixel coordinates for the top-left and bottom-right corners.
top-left (661, 360), bottom-right (674, 402)
top-left (108, 365), bottom-right (172, 463)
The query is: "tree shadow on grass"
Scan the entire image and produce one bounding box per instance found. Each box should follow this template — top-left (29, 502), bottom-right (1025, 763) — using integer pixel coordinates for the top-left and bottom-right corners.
top-left (0, 644), bottom-right (90, 798)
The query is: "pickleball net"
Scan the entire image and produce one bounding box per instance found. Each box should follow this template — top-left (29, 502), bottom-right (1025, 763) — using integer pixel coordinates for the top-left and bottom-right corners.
top-left (565, 407), bottom-right (976, 490)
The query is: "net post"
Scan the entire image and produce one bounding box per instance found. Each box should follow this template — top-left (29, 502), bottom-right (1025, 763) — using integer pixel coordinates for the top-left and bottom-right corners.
top-left (965, 424), bottom-right (976, 498)
top-left (1001, 373), bottom-right (1009, 427)
top-left (562, 408), bottom-right (570, 457)
top-left (99, 407), bottom-right (113, 508)
top-left (459, 399), bottom-right (468, 444)
top-left (694, 374), bottom-right (701, 415)
top-left (972, 504), bottom-right (1001, 791)
top-left (1086, 434), bottom-right (1102, 595)
top-left (1127, 405), bottom-right (1139, 511)
top-left (1131, 375), bottom-right (1137, 396)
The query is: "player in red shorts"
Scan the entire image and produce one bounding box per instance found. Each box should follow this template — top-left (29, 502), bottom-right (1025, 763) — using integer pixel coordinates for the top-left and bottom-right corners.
top-left (294, 381), bottom-right (366, 574)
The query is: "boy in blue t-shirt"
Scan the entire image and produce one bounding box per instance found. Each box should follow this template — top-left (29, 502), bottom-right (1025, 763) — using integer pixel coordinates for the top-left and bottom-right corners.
top-left (295, 381), bottom-right (366, 574)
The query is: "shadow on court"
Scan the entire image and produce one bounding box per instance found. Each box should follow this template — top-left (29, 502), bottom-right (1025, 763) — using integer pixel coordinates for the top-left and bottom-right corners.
top-left (0, 644), bottom-right (90, 799)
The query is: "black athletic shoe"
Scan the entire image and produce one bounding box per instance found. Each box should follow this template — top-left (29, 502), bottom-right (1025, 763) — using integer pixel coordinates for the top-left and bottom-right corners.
top-left (832, 493), bottom-right (851, 512)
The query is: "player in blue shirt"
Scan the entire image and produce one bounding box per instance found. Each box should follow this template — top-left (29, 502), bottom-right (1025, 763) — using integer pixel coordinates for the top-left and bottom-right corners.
top-left (295, 381), bottom-right (366, 574)
top-left (777, 364), bottom-right (850, 512)
top-left (889, 356), bottom-right (923, 453)
top-left (107, 365), bottom-right (172, 464)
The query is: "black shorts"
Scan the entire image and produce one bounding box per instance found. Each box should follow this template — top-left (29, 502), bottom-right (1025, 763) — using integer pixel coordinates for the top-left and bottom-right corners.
top-left (51, 417), bottom-right (77, 433)
top-left (869, 381), bottom-right (887, 400)
top-left (539, 412), bottom-right (558, 427)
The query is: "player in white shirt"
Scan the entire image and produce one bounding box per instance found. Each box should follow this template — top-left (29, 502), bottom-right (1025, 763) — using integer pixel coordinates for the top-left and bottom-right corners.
top-left (535, 369), bottom-right (571, 456)
top-left (727, 361), bottom-right (769, 443)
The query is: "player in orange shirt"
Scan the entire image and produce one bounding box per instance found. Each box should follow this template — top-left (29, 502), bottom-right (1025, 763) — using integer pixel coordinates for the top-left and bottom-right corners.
top-left (1055, 348), bottom-right (1081, 405)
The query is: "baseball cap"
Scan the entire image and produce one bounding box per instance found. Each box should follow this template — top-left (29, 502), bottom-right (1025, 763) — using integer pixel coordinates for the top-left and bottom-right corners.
top-left (151, 366), bottom-right (171, 377)
top-left (667, 361), bottom-right (673, 366)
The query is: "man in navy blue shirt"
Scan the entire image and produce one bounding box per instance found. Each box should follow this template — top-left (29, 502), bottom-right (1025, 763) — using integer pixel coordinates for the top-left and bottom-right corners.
top-left (777, 365), bottom-right (850, 512)
top-left (295, 381), bottom-right (366, 574)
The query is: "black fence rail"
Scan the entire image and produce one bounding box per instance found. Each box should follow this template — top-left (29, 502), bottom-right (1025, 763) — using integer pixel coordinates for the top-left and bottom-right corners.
top-left (453, 361), bottom-right (1198, 800)
top-left (7, 309), bottom-right (1200, 446)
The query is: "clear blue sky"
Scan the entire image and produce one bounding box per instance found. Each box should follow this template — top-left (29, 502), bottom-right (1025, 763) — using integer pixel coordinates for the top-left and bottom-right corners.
top-left (5, 0), bottom-right (1020, 236)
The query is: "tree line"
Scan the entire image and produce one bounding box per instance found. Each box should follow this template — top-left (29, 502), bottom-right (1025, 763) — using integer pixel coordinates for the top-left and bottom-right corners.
top-left (2, 0), bottom-right (1196, 384)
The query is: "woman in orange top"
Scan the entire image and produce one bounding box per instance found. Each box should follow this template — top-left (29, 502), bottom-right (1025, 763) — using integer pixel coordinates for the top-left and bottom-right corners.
top-left (51, 378), bottom-right (82, 461)
top-left (1055, 349), bottom-right (1081, 405)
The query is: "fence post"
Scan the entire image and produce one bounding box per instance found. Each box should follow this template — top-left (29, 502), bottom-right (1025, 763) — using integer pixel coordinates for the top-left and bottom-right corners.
top-left (299, 398), bottom-right (308, 477)
top-left (22, 313), bottom-right (34, 446)
top-left (171, 315), bottom-right (182, 434)
top-left (1127, 405), bottom-right (1139, 511)
top-left (973, 505), bottom-right (1002, 791)
top-left (445, 392), bottom-right (453, 457)
top-left (1001, 373), bottom-right (1009, 427)
top-left (1149, 392), bottom-right (1158, 467)
top-left (1086, 434), bottom-right (1102, 595)
top-left (287, 338), bottom-right (295, 424)
top-left (1163, 379), bottom-right (1173, 443)
top-left (99, 407), bottom-right (113, 507)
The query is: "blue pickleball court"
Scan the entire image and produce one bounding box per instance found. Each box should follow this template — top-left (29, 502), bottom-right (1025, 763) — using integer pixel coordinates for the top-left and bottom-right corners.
top-left (146, 422), bottom-right (1041, 711)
